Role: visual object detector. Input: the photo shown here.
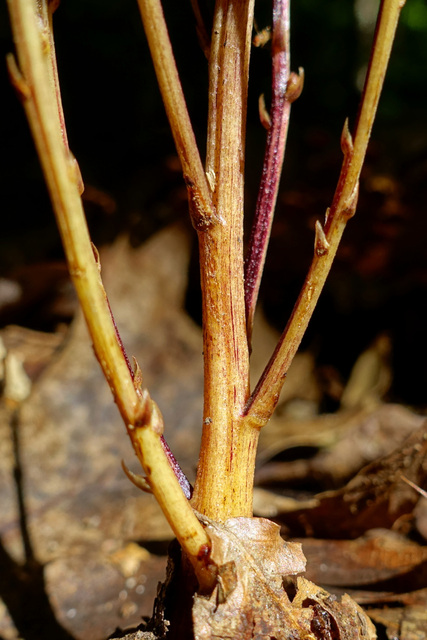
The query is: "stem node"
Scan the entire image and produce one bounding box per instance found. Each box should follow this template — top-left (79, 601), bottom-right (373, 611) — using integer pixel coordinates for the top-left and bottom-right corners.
top-left (314, 220), bottom-right (330, 257)
top-left (340, 117), bottom-right (354, 157)
top-left (6, 53), bottom-right (31, 100)
top-left (285, 67), bottom-right (304, 102)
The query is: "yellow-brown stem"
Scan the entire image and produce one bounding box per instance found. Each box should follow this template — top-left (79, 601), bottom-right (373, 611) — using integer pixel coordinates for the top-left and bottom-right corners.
top-left (191, 0), bottom-right (256, 521)
top-left (7, 0), bottom-right (211, 583)
top-left (245, 0), bottom-right (405, 428)
top-left (244, 211), bottom-right (351, 429)
top-left (136, 0), bottom-right (217, 230)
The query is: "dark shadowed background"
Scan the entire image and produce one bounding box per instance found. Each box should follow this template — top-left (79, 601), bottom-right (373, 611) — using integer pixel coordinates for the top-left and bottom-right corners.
top-left (1, 0), bottom-right (427, 401)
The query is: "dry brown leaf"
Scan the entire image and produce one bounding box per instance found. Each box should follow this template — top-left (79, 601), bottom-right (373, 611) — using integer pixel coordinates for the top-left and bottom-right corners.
top-left (414, 496), bottom-right (427, 542)
top-left (292, 578), bottom-right (377, 640)
top-left (369, 603), bottom-right (427, 640)
top-left (253, 487), bottom-right (317, 519)
top-left (0, 224), bottom-right (202, 639)
top-left (340, 333), bottom-right (392, 410)
top-left (277, 421), bottom-right (427, 538)
top-left (191, 516), bottom-right (375, 639)
top-left (301, 529), bottom-right (427, 591)
top-left (256, 404), bottom-right (424, 490)
top-left (45, 549), bottom-right (165, 638)
top-left (1, 325), bottom-right (67, 381)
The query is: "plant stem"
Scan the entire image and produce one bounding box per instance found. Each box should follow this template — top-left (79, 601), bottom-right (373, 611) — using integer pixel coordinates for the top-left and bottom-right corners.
top-left (244, 0), bottom-right (299, 345)
top-left (136, 0), bottom-right (217, 231)
top-left (7, 0), bottom-right (211, 583)
top-left (244, 0), bottom-right (405, 429)
top-left (190, 0), bottom-right (211, 59)
top-left (190, 0), bottom-right (257, 521)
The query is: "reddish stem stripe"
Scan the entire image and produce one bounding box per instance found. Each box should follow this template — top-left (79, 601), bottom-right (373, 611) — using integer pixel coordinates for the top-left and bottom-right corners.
top-left (244, 0), bottom-right (291, 343)
top-left (107, 298), bottom-right (192, 498)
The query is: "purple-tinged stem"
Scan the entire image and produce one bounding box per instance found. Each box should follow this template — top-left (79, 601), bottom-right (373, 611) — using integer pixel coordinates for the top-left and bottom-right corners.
top-left (244, 0), bottom-right (404, 430)
top-left (244, 0), bottom-right (296, 345)
top-left (107, 296), bottom-right (192, 498)
top-left (7, 0), bottom-right (209, 572)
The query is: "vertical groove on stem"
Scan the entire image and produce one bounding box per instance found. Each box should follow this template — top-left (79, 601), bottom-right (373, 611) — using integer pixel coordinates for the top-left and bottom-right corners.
top-left (191, 0), bottom-right (258, 521)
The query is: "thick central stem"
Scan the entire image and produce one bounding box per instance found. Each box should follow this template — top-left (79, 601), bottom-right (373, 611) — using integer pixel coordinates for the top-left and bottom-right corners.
top-left (191, 0), bottom-right (258, 521)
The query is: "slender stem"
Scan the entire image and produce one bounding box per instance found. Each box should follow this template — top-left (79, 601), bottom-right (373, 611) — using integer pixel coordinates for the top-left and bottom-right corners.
top-left (244, 0), bottom-right (302, 345)
top-left (108, 300), bottom-right (193, 500)
top-left (191, 0), bottom-right (257, 521)
top-left (190, 0), bottom-right (211, 59)
top-left (7, 0), bottom-right (211, 583)
top-left (136, 0), bottom-right (218, 231)
top-left (244, 0), bottom-right (404, 428)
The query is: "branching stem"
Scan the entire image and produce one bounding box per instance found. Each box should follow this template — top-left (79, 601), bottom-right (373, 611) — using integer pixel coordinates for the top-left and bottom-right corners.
top-left (136, 0), bottom-right (217, 231)
top-left (8, 0), bottom-right (404, 586)
top-left (191, 0), bottom-right (257, 521)
top-left (245, 0), bottom-right (405, 428)
top-left (7, 0), bottom-right (212, 586)
top-left (244, 0), bottom-right (302, 345)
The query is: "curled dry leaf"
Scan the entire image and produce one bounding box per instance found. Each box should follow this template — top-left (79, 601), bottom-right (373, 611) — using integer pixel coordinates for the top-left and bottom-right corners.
top-left (256, 404), bottom-right (425, 491)
top-left (191, 516), bottom-right (375, 639)
top-left (277, 421), bottom-right (427, 538)
top-left (301, 528), bottom-right (427, 593)
top-left (368, 602), bottom-right (427, 640)
top-left (292, 578), bottom-right (377, 640)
